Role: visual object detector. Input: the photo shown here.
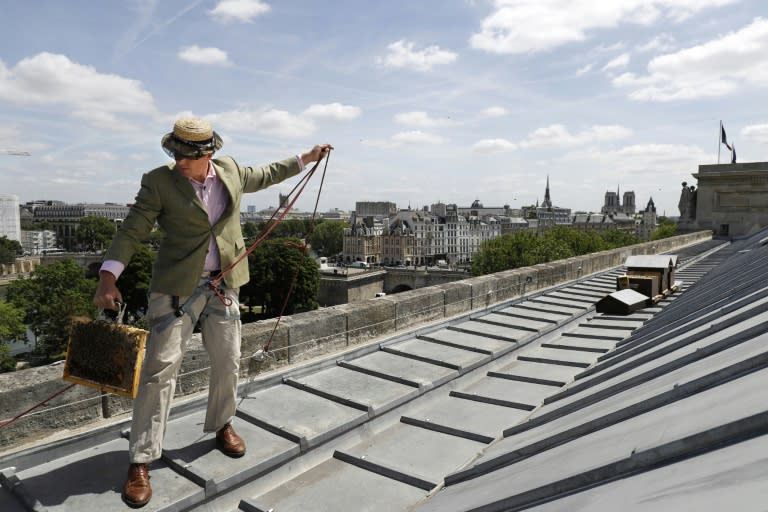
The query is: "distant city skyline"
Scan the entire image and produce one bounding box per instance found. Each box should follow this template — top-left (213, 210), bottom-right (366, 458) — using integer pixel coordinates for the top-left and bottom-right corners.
top-left (1, 1), bottom-right (766, 216)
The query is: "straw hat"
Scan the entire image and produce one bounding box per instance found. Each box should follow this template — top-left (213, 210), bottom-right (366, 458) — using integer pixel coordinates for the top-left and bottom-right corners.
top-left (161, 117), bottom-right (223, 159)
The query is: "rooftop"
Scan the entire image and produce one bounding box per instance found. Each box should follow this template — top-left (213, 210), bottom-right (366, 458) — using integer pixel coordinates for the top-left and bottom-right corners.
top-left (2, 234), bottom-right (766, 511)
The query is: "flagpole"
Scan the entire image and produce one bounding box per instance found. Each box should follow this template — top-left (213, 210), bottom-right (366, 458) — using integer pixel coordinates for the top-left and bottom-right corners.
top-left (718, 120), bottom-right (722, 164)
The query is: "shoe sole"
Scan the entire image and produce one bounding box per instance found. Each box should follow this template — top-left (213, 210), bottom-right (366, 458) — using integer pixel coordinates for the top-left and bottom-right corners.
top-left (122, 492), bottom-right (151, 508)
top-left (219, 447), bottom-right (247, 458)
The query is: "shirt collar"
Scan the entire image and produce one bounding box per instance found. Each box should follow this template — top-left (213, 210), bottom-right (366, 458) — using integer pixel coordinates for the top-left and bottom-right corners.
top-left (185, 161), bottom-right (217, 186)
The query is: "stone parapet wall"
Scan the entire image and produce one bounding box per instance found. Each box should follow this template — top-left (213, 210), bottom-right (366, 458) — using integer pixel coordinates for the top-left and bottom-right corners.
top-left (0, 231), bottom-right (712, 452)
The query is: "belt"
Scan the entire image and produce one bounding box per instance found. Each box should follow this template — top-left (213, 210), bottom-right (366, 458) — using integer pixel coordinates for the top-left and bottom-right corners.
top-left (200, 269), bottom-right (221, 279)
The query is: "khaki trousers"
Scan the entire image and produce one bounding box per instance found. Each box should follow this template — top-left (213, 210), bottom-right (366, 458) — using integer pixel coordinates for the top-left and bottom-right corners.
top-left (129, 279), bottom-right (241, 463)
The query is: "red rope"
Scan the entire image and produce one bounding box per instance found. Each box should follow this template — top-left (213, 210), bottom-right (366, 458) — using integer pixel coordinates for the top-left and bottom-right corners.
top-left (0, 383), bottom-right (76, 430)
top-left (261, 153), bottom-right (331, 354)
top-left (0, 156), bottom-right (330, 429)
top-left (209, 157), bottom-right (324, 291)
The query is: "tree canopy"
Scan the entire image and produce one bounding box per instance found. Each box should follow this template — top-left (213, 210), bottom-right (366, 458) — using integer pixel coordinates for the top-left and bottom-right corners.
top-left (651, 219), bottom-right (677, 240)
top-left (0, 236), bottom-right (22, 265)
top-left (0, 301), bottom-right (26, 372)
top-left (244, 218), bottom-right (317, 242)
top-left (6, 259), bottom-right (97, 360)
top-left (472, 227), bottom-right (640, 276)
top-left (310, 220), bottom-right (346, 257)
top-left (76, 216), bottom-right (116, 252)
top-left (601, 228), bottom-right (639, 249)
top-left (240, 238), bottom-right (319, 318)
top-left (119, 244), bottom-right (155, 323)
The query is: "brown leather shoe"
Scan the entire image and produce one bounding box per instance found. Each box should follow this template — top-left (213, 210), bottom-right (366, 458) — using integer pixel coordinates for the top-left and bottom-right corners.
top-left (123, 463), bottom-right (152, 508)
top-left (216, 423), bottom-right (246, 457)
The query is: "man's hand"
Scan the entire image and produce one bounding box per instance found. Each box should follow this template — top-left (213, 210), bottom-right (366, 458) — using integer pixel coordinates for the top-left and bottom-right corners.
top-left (93, 270), bottom-right (123, 311)
top-left (300, 144), bottom-right (334, 167)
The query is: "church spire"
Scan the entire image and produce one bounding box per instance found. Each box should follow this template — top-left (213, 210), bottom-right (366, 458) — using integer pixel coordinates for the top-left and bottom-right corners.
top-left (542, 175), bottom-right (552, 208)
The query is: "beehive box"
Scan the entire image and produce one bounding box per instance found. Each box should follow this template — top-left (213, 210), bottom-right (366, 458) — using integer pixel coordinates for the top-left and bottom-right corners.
top-left (63, 318), bottom-right (148, 398)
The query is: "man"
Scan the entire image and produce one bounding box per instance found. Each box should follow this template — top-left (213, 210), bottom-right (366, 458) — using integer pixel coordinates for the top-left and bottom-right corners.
top-left (93, 117), bottom-right (332, 507)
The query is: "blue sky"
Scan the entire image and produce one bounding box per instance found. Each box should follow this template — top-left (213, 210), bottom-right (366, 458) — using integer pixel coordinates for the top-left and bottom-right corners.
top-left (1, 0), bottom-right (766, 217)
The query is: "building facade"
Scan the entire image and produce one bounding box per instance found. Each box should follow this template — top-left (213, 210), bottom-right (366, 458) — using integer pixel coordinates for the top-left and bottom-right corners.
top-left (32, 203), bottom-right (130, 251)
top-left (355, 201), bottom-right (397, 218)
top-left (0, 194), bottom-right (21, 241)
top-left (601, 188), bottom-right (636, 215)
top-left (521, 177), bottom-right (572, 233)
top-left (685, 161), bottom-right (768, 238)
top-left (20, 229), bottom-right (57, 255)
top-left (344, 205), bottom-right (503, 267)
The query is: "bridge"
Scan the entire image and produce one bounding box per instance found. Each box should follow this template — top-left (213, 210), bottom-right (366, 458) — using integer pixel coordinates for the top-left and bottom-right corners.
top-left (318, 266), bottom-right (470, 306)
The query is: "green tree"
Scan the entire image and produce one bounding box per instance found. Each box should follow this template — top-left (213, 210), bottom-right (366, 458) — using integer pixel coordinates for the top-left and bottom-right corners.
top-left (21, 219), bottom-right (51, 231)
top-left (119, 245), bottom-right (155, 322)
top-left (6, 259), bottom-right (97, 360)
top-left (76, 216), bottom-right (116, 252)
top-left (651, 219), bottom-right (677, 240)
top-left (241, 238), bottom-right (319, 318)
top-left (472, 231), bottom-right (539, 275)
top-left (472, 226), bottom-right (627, 276)
top-left (310, 220), bottom-right (346, 257)
top-left (541, 226), bottom-right (606, 255)
top-left (0, 301), bottom-right (26, 373)
top-left (601, 229), bottom-right (638, 249)
top-left (0, 300), bottom-right (26, 341)
top-left (0, 236), bottom-right (22, 265)
top-left (530, 236), bottom-right (575, 264)
top-left (242, 221), bottom-right (260, 239)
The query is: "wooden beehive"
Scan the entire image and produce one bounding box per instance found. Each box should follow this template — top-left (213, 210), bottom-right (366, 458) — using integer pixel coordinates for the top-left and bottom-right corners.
top-left (63, 317), bottom-right (148, 398)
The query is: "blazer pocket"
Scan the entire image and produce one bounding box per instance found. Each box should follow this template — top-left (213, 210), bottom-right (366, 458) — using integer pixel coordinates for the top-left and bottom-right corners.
top-left (234, 237), bottom-right (245, 255)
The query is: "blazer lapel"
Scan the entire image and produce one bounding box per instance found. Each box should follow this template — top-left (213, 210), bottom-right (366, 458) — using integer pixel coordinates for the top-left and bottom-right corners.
top-left (171, 166), bottom-right (207, 214)
top-left (212, 160), bottom-right (237, 222)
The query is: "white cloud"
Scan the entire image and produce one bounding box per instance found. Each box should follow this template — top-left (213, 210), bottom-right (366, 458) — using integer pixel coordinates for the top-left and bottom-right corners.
top-left (473, 138), bottom-right (517, 153)
top-left (469, 0), bottom-right (736, 54)
top-left (520, 124), bottom-right (632, 148)
top-left (84, 151), bottom-right (118, 161)
top-left (207, 108), bottom-right (315, 138)
top-left (0, 53), bottom-right (156, 127)
top-left (302, 102), bottom-right (361, 121)
top-left (564, 143), bottom-right (709, 179)
top-left (602, 52), bottom-right (630, 71)
top-left (209, 0), bottom-right (270, 23)
top-left (742, 123), bottom-right (768, 144)
top-left (614, 17), bottom-right (768, 101)
top-left (380, 40), bottom-right (457, 71)
top-left (178, 45), bottom-right (231, 66)
top-left (636, 34), bottom-right (676, 53)
top-left (480, 106), bottom-right (508, 117)
top-left (391, 130), bottom-right (446, 145)
top-left (576, 63), bottom-right (593, 76)
top-left (0, 126), bottom-right (21, 142)
top-left (394, 111), bottom-right (453, 128)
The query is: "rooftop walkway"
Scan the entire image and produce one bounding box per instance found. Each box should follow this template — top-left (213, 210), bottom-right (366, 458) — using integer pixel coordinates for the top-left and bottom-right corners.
top-left (4, 236), bottom-right (760, 512)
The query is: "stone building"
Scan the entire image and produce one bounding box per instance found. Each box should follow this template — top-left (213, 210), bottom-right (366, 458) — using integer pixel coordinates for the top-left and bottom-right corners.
top-left (637, 198), bottom-right (658, 241)
top-left (682, 161), bottom-right (768, 238)
top-left (0, 194), bottom-right (20, 241)
top-left (521, 176), bottom-right (571, 233)
top-left (355, 201), bottom-right (397, 219)
top-left (19, 229), bottom-right (57, 255)
top-left (344, 204), bottom-right (503, 267)
top-left (343, 213), bottom-right (384, 264)
top-left (31, 202), bottom-right (129, 251)
top-left (457, 199), bottom-right (512, 219)
top-left (601, 188), bottom-right (636, 215)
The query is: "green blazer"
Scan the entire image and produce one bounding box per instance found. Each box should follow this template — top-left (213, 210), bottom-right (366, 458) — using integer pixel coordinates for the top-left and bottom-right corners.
top-left (104, 156), bottom-right (301, 296)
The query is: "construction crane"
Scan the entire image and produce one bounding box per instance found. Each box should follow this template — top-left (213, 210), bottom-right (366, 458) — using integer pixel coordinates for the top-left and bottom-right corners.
top-left (1, 150), bottom-right (31, 156)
